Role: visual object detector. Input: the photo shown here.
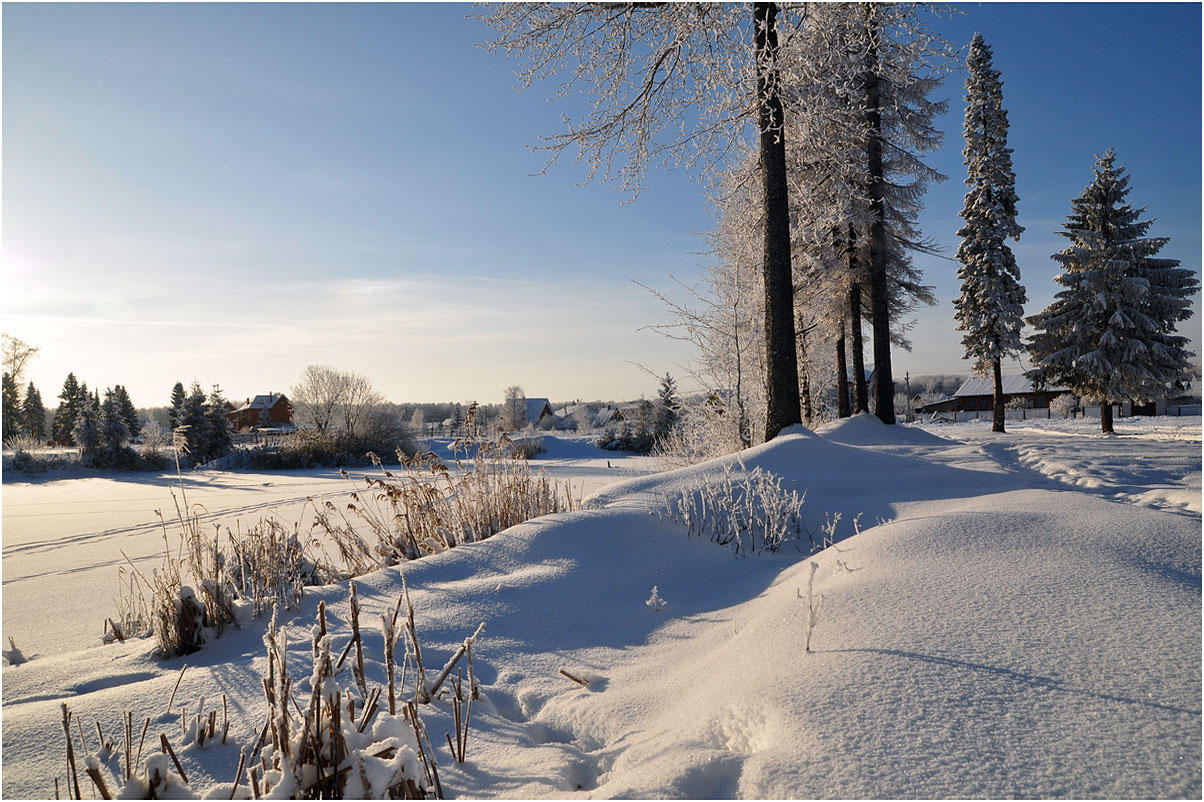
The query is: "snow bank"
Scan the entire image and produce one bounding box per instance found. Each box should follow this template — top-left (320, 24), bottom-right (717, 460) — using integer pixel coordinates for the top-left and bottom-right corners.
top-left (2, 419), bottom-right (1199, 798)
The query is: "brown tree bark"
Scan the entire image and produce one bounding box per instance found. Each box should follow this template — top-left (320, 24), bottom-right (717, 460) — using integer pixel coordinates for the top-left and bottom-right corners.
top-left (754, 1), bottom-right (802, 440)
top-left (991, 358), bottom-right (1006, 433)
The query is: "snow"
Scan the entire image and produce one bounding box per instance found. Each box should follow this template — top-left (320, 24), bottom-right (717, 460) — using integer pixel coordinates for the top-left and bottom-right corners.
top-left (2, 420), bottom-right (1200, 798)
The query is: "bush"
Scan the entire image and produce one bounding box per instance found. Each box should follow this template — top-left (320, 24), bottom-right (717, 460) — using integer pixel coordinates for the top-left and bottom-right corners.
top-left (243, 428), bottom-right (419, 470)
top-left (652, 460), bottom-right (807, 555)
top-left (313, 432), bottom-right (576, 567)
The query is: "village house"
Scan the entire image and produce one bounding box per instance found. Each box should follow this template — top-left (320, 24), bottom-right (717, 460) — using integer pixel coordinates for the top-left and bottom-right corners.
top-left (225, 393), bottom-right (293, 432)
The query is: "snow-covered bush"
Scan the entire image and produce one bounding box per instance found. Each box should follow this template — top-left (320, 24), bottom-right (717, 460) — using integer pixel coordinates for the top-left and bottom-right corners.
top-left (1050, 393), bottom-right (1077, 419)
top-left (653, 461), bottom-right (806, 555)
top-left (651, 401), bottom-right (745, 468)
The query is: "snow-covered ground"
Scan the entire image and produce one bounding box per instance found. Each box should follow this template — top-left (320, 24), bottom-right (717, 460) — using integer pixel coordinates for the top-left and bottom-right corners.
top-left (2, 417), bottom-right (1199, 798)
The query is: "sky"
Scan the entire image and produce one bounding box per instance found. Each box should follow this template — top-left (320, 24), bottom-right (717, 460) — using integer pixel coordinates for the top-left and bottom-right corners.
top-left (3, 2), bottom-right (1201, 409)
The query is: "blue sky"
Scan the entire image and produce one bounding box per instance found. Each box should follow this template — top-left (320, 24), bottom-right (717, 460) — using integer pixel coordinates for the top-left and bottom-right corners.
top-left (3, 2), bottom-right (1200, 409)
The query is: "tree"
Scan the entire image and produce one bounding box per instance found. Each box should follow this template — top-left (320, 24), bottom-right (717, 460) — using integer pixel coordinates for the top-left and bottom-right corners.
top-left (2, 372), bottom-right (19, 443)
top-left (112, 385), bottom-right (142, 441)
top-left (205, 385), bottom-right (234, 461)
top-left (500, 385), bottom-right (527, 432)
top-left (52, 373), bottom-right (84, 445)
top-left (1026, 150), bottom-right (1198, 434)
top-left (652, 373), bottom-right (681, 439)
top-left (179, 382), bottom-right (212, 462)
top-left (478, 3), bottom-right (802, 440)
top-left (99, 388), bottom-right (133, 467)
top-left (168, 382), bottom-right (187, 431)
top-left (953, 33), bottom-right (1027, 434)
top-left (21, 382), bottom-right (47, 442)
top-left (72, 393), bottom-right (102, 466)
top-left (2, 334), bottom-right (39, 385)
top-left (291, 365), bottom-right (349, 435)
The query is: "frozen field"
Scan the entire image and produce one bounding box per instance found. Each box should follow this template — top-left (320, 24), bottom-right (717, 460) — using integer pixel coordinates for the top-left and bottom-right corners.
top-left (1, 416), bottom-right (1200, 798)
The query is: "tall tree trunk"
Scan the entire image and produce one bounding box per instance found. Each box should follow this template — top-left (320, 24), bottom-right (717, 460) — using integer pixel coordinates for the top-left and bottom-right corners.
top-left (863, 4), bottom-right (895, 424)
top-left (754, 1), bottom-right (802, 440)
top-left (991, 358), bottom-right (1006, 433)
top-left (836, 328), bottom-right (851, 419)
top-left (1100, 399), bottom-right (1114, 434)
top-left (849, 282), bottom-right (869, 414)
top-left (797, 318), bottom-right (814, 425)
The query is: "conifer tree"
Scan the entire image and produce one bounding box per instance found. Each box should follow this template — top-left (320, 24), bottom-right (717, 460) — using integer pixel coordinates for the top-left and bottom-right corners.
top-left (2, 372), bottom-right (20, 443)
top-left (168, 381), bottom-right (187, 431)
top-left (112, 385), bottom-right (142, 441)
top-left (21, 382), bottom-right (47, 442)
top-left (73, 393), bottom-right (102, 466)
top-left (99, 388), bottom-right (133, 467)
top-left (179, 382), bottom-right (211, 463)
top-left (1027, 150), bottom-right (1198, 434)
top-left (52, 373), bottom-right (84, 445)
top-left (205, 385), bottom-right (234, 461)
top-left (953, 33), bottom-right (1027, 434)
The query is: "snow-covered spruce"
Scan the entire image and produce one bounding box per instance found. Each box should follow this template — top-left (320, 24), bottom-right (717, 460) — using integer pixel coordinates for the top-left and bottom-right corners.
top-left (1026, 150), bottom-right (1198, 433)
top-left (953, 33), bottom-right (1027, 434)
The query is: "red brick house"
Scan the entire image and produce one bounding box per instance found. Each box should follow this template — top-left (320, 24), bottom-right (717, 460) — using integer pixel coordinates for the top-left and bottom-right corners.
top-left (226, 393), bottom-right (293, 432)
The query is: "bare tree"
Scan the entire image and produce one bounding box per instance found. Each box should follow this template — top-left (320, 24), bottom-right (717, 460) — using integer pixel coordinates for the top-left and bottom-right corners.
top-left (2, 334), bottom-right (39, 385)
top-left (477, 2), bottom-right (805, 440)
top-left (500, 385), bottom-right (527, 432)
top-left (291, 365), bottom-right (347, 434)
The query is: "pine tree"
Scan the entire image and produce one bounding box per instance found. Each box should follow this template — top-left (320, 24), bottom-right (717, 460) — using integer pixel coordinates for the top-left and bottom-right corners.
top-left (21, 382), bottom-right (47, 442)
top-left (112, 385), bottom-right (142, 441)
top-left (1027, 150), bottom-right (1198, 434)
top-left (953, 33), bottom-right (1027, 434)
top-left (73, 393), bottom-right (102, 466)
top-left (52, 373), bottom-right (84, 445)
top-left (168, 382), bottom-right (187, 431)
top-left (2, 372), bottom-right (20, 443)
top-left (205, 385), bottom-right (234, 462)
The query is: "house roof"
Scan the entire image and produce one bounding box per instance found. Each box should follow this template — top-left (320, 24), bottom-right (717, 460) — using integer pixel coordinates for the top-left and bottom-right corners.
top-left (525, 398), bottom-right (553, 422)
top-left (232, 393), bottom-right (288, 413)
top-left (954, 376), bottom-right (1069, 397)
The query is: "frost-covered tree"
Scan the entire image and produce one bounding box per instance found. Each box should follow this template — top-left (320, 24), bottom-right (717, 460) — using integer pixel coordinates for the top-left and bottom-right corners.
top-left (168, 381), bottom-right (187, 431)
top-left (99, 387), bottom-right (134, 467)
top-left (953, 33), bottom-right (1027, 434)
top-left (1, 372), bottom-right (19, 443)
top-left (1, 334), bottom-right (38, 385)
top-left (205, 386), bottom-right (234, 462)
top-left (179, 382), bottom-right (212, 462)
top-left (652, 373), bottom-right (681, 439)
top-left (111, 384), bottom-right (142, 441)
top-left (52, 373), bottom-right (84, 445)
top-left (478, 3), bottom-right (804, 439)
top-left (21, 382), bottom-right (47, 442)
top-left (72, 393), bottom-right (102, 465)
top-left (500, 385), bottom-right (527, 432)
top-left (1027, 150), bottom-right (1198, 434)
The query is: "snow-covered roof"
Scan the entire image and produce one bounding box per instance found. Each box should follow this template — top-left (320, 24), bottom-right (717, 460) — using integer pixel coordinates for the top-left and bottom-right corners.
top-left (232, 393), bottom-right (288, 413)
top-left (525, 398), bottom-right (553, 423)
top-left (954, 376), bottom-right (1069, 397)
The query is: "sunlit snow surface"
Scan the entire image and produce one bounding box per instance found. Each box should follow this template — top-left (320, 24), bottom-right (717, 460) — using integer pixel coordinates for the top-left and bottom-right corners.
top-left (2, 417), bottom-right (1199, 798)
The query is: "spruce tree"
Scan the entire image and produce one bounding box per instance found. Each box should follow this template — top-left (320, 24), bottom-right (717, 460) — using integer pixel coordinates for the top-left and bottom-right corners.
top-left (73, 393), bottom-right (102, 466)
top-left (1027, 150), bottom-right (1198, 434)
top-left (953, 33), bottom-right (1027, 434)
top-left (179, 382), bottom-right (211, 463)
top-left (52, 373), bottom-right (83, 445)
top-left (100, 388), bottom-right (133, 467)
top-left (2, 372), bottom-right (20, 443)
top-left (113, 385), bottom-right (142, 441)
top-left (168, 382), bottom-right (187, 431)
top-left (21, 382), bottom-right (47, 442)
top-left (205, 385), bottom-right (234, 461)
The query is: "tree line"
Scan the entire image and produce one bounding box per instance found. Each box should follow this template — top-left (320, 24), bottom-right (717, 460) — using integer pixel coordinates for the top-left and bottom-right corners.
top-left (479, 3), bottom-right (1197, 441)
